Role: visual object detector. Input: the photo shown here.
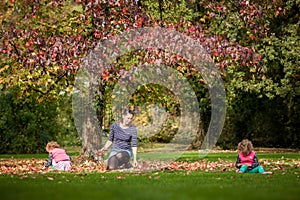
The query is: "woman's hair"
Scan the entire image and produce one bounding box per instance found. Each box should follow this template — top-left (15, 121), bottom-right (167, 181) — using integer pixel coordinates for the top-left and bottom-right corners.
top-left (46, 141), bottom-right (60, 152)
top-left (122, 108), bottom-right (135, 116)
top-left (237, 139), bottom-right (254, 156)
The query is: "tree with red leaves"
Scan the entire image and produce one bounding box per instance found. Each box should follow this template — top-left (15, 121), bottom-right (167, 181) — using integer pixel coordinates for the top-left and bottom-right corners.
top-left (0, 0), bottom-right (299, 155)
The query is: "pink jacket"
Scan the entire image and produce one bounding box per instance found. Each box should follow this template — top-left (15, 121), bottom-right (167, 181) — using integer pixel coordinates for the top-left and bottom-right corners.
top-left (238, 151), bottom-right (256, 165)
top-left (51, 148), bottom-right (70, 163)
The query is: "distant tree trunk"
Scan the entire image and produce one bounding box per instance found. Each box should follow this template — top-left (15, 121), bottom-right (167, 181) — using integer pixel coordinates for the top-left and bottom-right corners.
top-left (158, 0), bottom-right (163, 24)
top-left (191, 117), bottom-right (206, 149)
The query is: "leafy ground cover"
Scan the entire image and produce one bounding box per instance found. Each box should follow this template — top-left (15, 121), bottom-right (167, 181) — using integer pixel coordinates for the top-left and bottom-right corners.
top-left (0, 150), bottom-right (299, 200)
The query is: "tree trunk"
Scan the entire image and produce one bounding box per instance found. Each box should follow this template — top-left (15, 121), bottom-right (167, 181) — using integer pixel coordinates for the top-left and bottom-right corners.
top-left (81, 115), bottom-right (102, 158)
top-left (73, 69), bottom-right (103, 159)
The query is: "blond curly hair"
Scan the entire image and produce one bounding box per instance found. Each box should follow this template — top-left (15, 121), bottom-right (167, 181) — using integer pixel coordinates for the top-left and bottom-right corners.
top-left (46, 141), bottom-right (60, 152)
top-left (237, 139), bottom-right (254, 156)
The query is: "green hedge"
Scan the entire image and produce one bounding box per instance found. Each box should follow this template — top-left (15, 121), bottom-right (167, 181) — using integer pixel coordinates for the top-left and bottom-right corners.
top-left (0, 87), bottom-right (62, 153)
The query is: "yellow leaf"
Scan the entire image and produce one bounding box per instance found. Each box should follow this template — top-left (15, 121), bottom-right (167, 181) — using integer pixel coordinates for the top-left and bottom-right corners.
top-left (53, 66), bottom-right (60, 71)
top-left (0, 65), bottom-right (9, 73)
top-left (67, 86), bottom-right (73, 93)
top-left (250, 67), bottom-right (256, 73)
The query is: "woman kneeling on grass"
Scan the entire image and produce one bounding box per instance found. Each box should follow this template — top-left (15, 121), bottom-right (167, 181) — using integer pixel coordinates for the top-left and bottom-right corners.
top-left (235, 139), bottom-right (273, 174)
top-left (100, 109), bottom-right (138, 170)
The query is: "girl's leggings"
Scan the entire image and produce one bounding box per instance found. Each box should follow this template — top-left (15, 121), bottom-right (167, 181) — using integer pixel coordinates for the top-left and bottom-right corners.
top-left (239, 164), bottom-right (265, 173)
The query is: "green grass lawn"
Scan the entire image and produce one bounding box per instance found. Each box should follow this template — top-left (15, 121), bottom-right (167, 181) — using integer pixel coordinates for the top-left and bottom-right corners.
top-left (0, 151), bottom-right (299, 200)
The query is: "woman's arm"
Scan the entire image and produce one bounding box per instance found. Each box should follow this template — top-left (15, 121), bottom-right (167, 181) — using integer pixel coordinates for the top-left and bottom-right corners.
top-left (132, 146), bottom-right (137, 166)
top-left (131, 127), bottom-right (138, 167)
top-left (100, 124), bottom-right (114, 152)
top-left (101, 140), bottom-right (112, 151)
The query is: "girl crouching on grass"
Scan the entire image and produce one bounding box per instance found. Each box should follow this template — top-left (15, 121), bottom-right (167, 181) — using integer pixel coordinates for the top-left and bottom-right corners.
top-left (42, 141), bottom-right (71, 171)
top-left (236, 139), bottom-right (273, 174)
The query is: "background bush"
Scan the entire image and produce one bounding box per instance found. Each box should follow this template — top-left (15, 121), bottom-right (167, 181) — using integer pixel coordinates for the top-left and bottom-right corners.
top-left (0, 87), bottom-right (74, 153)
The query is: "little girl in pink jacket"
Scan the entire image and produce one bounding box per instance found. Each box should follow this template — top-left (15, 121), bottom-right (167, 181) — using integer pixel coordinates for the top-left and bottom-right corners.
top-left (43, 141), bottom-right (71, 171)
top-left (235, 139), bottom-right (272, 174)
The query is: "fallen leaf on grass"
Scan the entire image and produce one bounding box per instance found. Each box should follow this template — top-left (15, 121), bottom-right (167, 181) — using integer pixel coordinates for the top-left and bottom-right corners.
top-left (78, 173), bottom-right (87, 177)
top-left (0, 154), bottom-right (299, 175)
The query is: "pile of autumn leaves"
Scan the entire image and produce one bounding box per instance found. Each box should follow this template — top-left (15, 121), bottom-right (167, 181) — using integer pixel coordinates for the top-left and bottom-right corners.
top-left (1, 154), bottom-right (299, 175)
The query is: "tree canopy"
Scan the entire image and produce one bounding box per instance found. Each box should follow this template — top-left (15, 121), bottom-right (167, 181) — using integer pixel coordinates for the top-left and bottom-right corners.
top-left (0, 0), bottom-right (299, 154)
